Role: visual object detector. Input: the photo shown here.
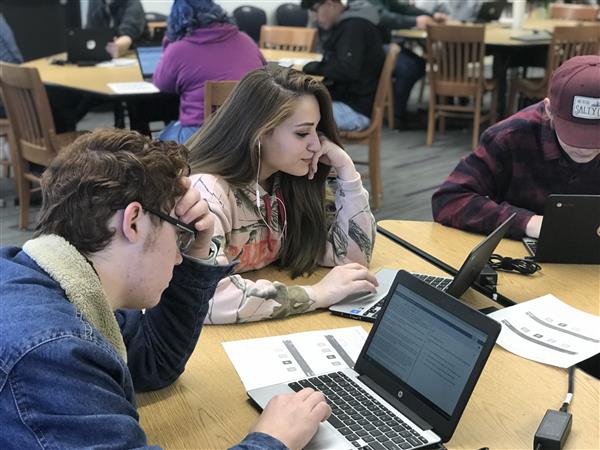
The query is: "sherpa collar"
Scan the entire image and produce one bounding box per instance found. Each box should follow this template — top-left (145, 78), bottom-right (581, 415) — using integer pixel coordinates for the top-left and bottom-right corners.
top-left (23, 234), bottom-right (127, 361)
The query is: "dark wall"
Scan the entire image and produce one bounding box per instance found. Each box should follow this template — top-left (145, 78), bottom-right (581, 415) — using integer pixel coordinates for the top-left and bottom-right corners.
top-left (0, 0), bottom-right (81, 61)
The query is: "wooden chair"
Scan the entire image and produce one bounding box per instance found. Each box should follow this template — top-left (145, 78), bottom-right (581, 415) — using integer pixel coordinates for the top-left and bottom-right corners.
top-left (508, 26), bottom-right (600, 114)
top-left (259, 25), bottom-right (317, 52)
top-left (203, 80), bottom-right (239, 123)
top-left (425, 24), bottom-right (497, 150)
top-left (338, 44), bottom-right (400, 210)
top-left (0, 63), bottom-right (86, 229)
top-left (549, 4), bottom-right (599, 22)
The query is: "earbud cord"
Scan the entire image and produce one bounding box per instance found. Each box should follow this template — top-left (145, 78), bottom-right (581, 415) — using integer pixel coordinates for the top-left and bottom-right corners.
top-left (255, 140), bottom-right (287, 237)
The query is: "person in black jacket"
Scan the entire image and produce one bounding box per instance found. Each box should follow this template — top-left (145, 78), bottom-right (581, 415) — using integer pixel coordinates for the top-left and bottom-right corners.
top-left (367, 0), bottom-right (446, 127)
top-left (86, 0), bottom-right (146, 57)
top-left (301, 0), bottom-right (385, 131)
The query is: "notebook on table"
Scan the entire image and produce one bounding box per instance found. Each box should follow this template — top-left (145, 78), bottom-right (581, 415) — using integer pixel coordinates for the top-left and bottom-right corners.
top-left (330, 213), bottom-right (516, 322)
top-left (522, 194), bottom-right (600, 264)
top-left (248, 270), bottom-right (501, 450)
top-left (67, 28), bottom-right (114, 66)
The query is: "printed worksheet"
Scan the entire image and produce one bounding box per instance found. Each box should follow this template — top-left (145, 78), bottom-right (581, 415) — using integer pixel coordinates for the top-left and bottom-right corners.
top-left (488, 294), bottom-right (600, 367)
top-left (223, 326), bottom-right (368, 391)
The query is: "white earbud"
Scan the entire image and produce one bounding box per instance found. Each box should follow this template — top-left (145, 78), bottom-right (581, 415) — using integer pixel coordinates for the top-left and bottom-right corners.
top-left (256, 140), bottom-right (262, 209)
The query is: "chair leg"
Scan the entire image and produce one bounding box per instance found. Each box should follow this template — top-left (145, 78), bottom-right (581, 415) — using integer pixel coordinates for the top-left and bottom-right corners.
top-left (17, 175), bottom-right (30, 230)
top-left (490, 87), bottom-right (499, 126)
top-left (508, 78), bottom-right (518, 116)
top-left (386, 78), bottom-right (395, 129)
top-left (426, 94), bottom-right (436, 146)
top-left (472, 95), bottom-right (482, 151)
top-left (369, 132), bottom-right (382, 209)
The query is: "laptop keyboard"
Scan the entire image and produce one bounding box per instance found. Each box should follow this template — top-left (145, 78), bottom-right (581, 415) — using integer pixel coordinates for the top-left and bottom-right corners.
top-left (288, 372), bottom-right (430, 450)
top-left (523, 237), bottom-right (538, 255)
top-left (360, 273), bottom-right (452, 319)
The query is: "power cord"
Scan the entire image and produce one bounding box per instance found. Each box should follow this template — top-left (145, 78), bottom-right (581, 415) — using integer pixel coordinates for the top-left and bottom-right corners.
top-left (489, 253), bottom-right (541, 275)
top-left (533, 366), bottom-right (575, 450)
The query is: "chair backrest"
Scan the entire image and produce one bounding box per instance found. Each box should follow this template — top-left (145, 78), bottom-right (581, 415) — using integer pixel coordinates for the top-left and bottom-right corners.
top-left (425, 24), bottom-right (486, 97)
top-left (0, 62), bottom-right (58, 167)
top-left (547, 26), bottom-right (600, 75)
top-left (369, 43), bottom-right (401, 130)
top-left (204, 80), bottom-right (239, 123)
top-left (233, 5), bottom-right (267, 42)
top-left (549, 4), bottom-right (599, 22)
top-left (276, 3), bottom-right (309, 27)
top-left (259, 25), bottom-right (317, 52)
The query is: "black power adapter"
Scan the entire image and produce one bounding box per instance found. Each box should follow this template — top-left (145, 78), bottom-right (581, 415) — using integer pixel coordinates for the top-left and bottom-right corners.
top-left (533, 409), bottom-right (573, 450)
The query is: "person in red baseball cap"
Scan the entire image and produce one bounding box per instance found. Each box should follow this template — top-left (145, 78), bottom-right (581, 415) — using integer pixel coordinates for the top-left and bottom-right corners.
top-left (432, 54), bottom-right (600, 240)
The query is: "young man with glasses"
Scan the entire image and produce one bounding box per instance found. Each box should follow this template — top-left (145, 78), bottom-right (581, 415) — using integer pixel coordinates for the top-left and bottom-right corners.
top-left (0, 129), bottom-right (330, 449)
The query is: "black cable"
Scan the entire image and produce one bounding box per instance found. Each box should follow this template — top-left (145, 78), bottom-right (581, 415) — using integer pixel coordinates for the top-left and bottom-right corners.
top-left (560, 366), bottom-right (575, 413)
top-left (489, 253), bottom-right (542, 275)
top-left (377, 226), bottom-right (516, 307)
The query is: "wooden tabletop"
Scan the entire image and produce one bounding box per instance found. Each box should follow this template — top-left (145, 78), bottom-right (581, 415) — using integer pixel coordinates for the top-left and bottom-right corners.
top-left (393, 18), bottom-right (589, 47)
top-left (22, 49), bottom-right (322, 96)
top-left (137, 220), bottom-right (599, 450)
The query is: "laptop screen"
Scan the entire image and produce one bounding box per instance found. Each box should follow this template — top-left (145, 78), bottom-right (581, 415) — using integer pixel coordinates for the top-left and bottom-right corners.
top-left (136, 46), bottom-right (163, 78)
top-left (365, 283), bottom-right (488, 417)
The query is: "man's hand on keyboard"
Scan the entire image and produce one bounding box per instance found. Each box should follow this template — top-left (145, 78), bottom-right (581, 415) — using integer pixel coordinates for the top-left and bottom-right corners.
top-left (250, 388), bottom-right (331, 450)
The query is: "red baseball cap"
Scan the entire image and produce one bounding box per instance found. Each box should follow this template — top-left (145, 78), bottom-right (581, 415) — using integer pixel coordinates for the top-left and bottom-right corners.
top-left (549, 55), bottom-right (600, 149)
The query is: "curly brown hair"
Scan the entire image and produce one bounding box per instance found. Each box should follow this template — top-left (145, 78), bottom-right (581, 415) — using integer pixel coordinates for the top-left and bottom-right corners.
top-left (34, 129), bottom-right (190, 255)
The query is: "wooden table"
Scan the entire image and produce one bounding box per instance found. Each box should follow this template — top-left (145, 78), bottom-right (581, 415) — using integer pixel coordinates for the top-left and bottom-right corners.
top-left (22, 49), bottom-right (322, 96)
top-left (137, 221), bottom-right (599, 450)
top-left (393, 19), bottom-right (595, 118)
top-left (22, 49), bottom-right (322, 132)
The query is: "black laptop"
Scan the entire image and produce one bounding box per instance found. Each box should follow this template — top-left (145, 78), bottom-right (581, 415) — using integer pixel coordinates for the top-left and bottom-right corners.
top-left (474, 1), bottom-right (507, 23)
top-left (249, 270), bottom-right (501, 450)
top-left (135, 45), bottom-right (163, 81)
top-left (67, 28), bottom-right (114, 65)
top-left (522, 194), bottom-right (600, 264)
top-left (330, 213), bottom-right (516, 322)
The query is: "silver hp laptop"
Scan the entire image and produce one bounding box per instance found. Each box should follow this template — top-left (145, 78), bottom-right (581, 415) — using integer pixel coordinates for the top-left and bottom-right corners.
top-left (522, 194), bottom-right (600, 264)
top-left (331, 213), bottom-right (516, 322)
top-left (248, 270), bottom-right (501, 450)
top-left (135, 45), bottom-right (163, 81)
top-left (66, 28), bottom-right (114, 66)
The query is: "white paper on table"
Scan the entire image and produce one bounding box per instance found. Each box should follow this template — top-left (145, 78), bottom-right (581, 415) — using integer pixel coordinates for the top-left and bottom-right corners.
top-left (276, 58), bottom-right (317, 68)
top-left (488, 294), bottom-right (600, 367)
top-left (107, 82), bottom-right (159, 94)
top-left (96, 58), bottom-right (137, 68)
top-left (223, 326), bottom-right (368, 391)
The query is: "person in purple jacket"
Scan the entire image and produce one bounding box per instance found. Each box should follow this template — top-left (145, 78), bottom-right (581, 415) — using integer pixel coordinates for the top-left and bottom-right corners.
top-left (154, 0), bottom-right (266, 144)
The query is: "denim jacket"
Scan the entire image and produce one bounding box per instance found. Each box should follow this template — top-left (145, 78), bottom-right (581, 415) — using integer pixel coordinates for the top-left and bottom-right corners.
top-left (0, 235), bottom-right (286, 450)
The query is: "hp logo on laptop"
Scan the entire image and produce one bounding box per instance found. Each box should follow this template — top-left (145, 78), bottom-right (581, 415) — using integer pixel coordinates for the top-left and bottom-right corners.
top-left (397, 390), bottom-right (403, 399)
top-left (86, 40), bottom-right (97, 50)
top-left (596, 226), bottom-right (600, 237)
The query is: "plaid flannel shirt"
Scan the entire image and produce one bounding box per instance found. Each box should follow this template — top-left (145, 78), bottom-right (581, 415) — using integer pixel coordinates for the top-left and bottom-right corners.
top-left (432, 102), bottom-right (600, 239)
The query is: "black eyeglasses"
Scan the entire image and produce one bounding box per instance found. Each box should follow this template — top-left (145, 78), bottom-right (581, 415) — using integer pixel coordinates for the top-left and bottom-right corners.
top-left (143, 206), bottom-right (197, 253)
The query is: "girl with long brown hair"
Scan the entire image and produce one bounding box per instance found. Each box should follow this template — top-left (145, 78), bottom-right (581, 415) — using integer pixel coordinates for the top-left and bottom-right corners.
top-left (187, 66), bottom-right (377, 324)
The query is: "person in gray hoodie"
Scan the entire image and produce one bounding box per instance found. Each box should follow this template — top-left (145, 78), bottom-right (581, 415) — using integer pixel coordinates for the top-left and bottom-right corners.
top-left (302, 0), bottom-right (385, 131)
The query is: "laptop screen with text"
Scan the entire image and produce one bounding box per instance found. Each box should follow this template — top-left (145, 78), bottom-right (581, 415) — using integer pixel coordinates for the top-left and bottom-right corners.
top-left (366, 283), bottom-right (488, 417)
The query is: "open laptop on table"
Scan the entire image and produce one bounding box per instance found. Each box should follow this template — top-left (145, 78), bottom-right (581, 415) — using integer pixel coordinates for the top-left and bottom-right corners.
top-left (135, 45), bottom-right (163, 81)
top-left (474, 1), bottom-right (506, 23)
top-left (67, 28), bottom-right (114, 66)
top-left (330, 213), bottom-right (515, 322)
top-left (522, 194), bottom-right (600, 264)
top-left (249, 270), bottom-right (501, 450)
